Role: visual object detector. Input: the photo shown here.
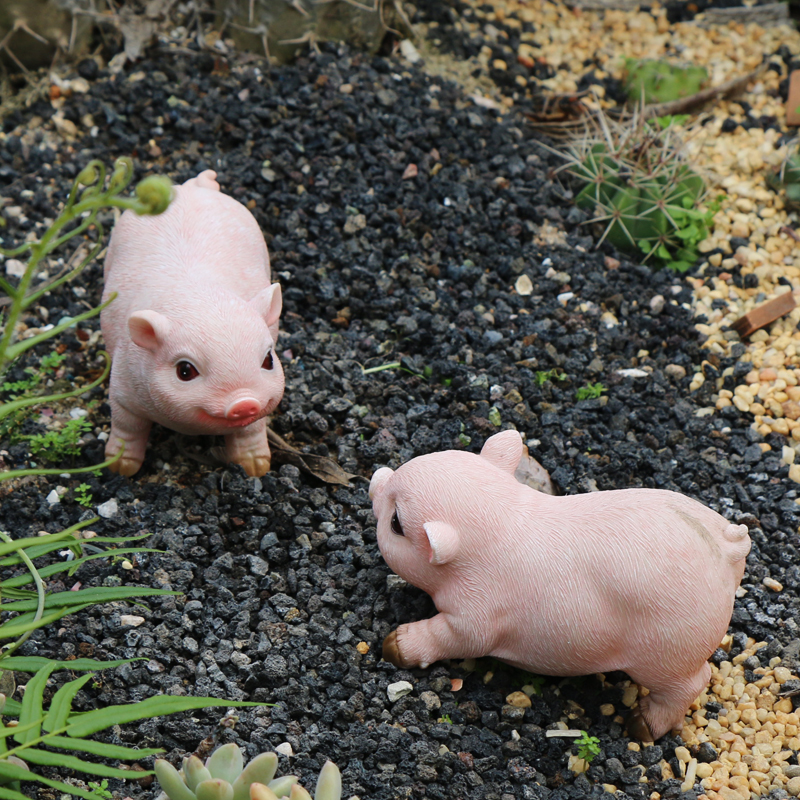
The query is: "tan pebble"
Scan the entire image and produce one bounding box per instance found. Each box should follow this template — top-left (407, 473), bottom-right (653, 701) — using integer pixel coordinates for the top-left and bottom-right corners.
top-left (622, 684), bottom-right (638, 707)
top-left (745, 370), bottom-right (761, 384)
top-left (760, 368), bottom-right (779, 381)
top-left (696, 763), bottom-right (714, 779)
top-left (356, 641), bottom-right (369, 654)
top-left (759, 442), bottom-right (772, 453)
top-left (783, 401), bottom-right (800, 420)
top-left (774, 667), bottom-right (793, 684)
top-left (789, 464), bottom-right (800, 484)
top-left (751, 402), bottom-right (766, 415)
top-left (774, 419), bottom-right (791, 436)
top-left (675, 746), bottom-right (691, 763)
top-left (733, 396), bottom-right (750, 412)
top-left (783, 445), bottom-right (796, 465)
top-left (600, 703), bottom-right (615, 716)
top-left (786, 776), bottom-right (800, 796)
top-left (763, 577), bottom-right (784, 592)
top-left (709, 253), bottom-right (723, 267)
top-left (506, 691), bottom-right (531, 708)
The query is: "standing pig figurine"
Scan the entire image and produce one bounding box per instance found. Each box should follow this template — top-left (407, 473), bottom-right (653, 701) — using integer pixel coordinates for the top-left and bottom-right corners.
top-left (101, 171), bottom-right (283, 477)
top-left (370, 430), bottom-right (751, 740)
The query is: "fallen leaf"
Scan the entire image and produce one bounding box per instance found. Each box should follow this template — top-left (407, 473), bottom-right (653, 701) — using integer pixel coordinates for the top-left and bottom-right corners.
top-left (267, 429), bottom-right (356, 486)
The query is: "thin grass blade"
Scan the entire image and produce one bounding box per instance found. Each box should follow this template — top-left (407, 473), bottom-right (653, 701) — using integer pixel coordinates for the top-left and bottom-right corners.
top-left (43, 735), bottom-right (163, 760)
top-left (0, 657), bottom-right (137, 673)
top-left (0, 533), bottom-right (74, 559)
top-left (0, 784), bottom-right (31, 800)
top-left (17, 747), bottom-right (152, 779)
top-left (42, 673), bottom-right (95, 732)
top-left (0, 605), bottom-right (92, 640)
top-left (2, 586), bottom-right (176, 612)
top-left (66, 697), bottom-right (266, 738)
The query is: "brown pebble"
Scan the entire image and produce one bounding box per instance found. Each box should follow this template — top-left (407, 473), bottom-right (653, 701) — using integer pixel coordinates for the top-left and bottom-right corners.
top-left (402, 163), bottom-right (418, 180)
top-left (356, 641), bottom-right (369, 654)
top-left (604, 256), bottom-right (620, 270)
top-left (506, 690), bottom-right (532, 708)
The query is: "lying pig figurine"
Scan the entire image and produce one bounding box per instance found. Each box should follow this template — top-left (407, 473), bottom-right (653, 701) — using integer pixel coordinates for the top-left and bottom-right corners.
top-left (101, 170), bottom-right (283, 477)
top-left (370, 430), bottom-right (751, 741)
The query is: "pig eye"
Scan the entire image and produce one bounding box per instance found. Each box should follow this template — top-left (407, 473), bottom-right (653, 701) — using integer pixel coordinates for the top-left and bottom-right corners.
top-left (262, 351), bottom-right (274, 370)
top-left (176, 361), bottom-right (199, 381)
top-left (391, 510), bottom-right (404, 537)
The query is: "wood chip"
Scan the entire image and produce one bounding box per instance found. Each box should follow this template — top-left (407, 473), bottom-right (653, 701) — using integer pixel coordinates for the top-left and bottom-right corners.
top-left (787, 70), bottom-right (800, 127)
top-left (729, 292), bottom-right (797, 338)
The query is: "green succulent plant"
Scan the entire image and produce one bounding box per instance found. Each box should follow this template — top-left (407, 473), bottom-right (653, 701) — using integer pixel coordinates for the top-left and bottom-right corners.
top-left (155, 744), bottom-right (342, 800)
top-left (624, 58), bottom-right (708, 105)
top-left (557, 112), bottom-right (717, 272)
top-left (767, 150), bottom-right (800, 209)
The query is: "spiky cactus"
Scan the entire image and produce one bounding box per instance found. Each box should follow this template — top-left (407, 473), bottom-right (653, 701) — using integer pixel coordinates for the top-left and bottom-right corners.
top-left (559, 112), bottom-right (714, 272)
top-left (624, 59), bottom-right (708, 105)
top-left (155, 744), bottom-right (342, 800)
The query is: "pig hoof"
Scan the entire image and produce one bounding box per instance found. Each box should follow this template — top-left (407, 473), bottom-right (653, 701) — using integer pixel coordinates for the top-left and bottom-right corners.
top-left (107, 455), bottom-right (143, 477)
top-left (627, 708), bottom-right (655, 743)
top-left (382, 630), bottom-right (414, 668)
top-left (237, 455), bottom-right (270, 477)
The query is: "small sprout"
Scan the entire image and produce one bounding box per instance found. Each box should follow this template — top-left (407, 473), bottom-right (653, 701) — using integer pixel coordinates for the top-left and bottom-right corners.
top-left (88, 779), bottom-right (113, 799)
top-left (535, 369), bottom-right (567, 386)
top-left (156, 745), bottom-right (341, 800)
top-left (439, 714), bottom-right (453, 724)
top-left (74, 483), bottom-right (94, 508)
top-left (576, 731), bottom-right (601, 763)
top-left (135, 175), bottom-right (173, 215)
top-left (575, 383), bottom-right (607, 401)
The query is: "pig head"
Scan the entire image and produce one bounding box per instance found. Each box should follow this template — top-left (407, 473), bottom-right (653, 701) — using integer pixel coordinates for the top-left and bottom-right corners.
top-left (370, 430), bottom-right (751, 741)
top-left (101, 170), bottom-right (284, 477)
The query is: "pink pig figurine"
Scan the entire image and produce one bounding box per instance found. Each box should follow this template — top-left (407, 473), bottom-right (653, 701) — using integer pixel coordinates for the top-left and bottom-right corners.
top-left (101, 170), bottom-right (283, 478)
top-left (369, 430), bottom-right (751, 741)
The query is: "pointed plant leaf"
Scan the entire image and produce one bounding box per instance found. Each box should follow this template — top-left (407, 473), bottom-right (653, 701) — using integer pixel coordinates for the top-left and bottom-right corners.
top-left (232, 753), bottom-right (278, 800)
top-left (289, 785), bottom-right (311, 800)
top-left (0, 699), bottom-right (20, 718)
top-left (206, 744), bottom-right (243, 784)
top-left (0, 720), bottom-right (43, 740)
top-left (14, 747), bottom-right (146, 779)
top-left (196, 779), bottom-right (234, 800)
top-left (250, 785), bottom-right (280, 800)
top-left (42, 673), bottom-right (96, 732)
top-left (0, 759), bottom-right (102, 800)
top-left (0, 657), bottom-right (138, 673)
top-left (184, 756), bottom-right (213, 792)
top-left (15, 662), bottom-right (58, 744)
top-left (267, 776), bottom-right (298, 798)
top-left (66, 697), bottom-right (265, 738)
top-left (0, 532), bottom-right (74, 559)
top-left (155, 759), bottom-right (197, 800)
top-left (36, 735), bottom-right (163, 760)
top-left (0, 605), bottom-right (93, 640)
top-left (2, 587), bottom-right (175, 612)
top-left (314, 762), bottom-right (341, 800)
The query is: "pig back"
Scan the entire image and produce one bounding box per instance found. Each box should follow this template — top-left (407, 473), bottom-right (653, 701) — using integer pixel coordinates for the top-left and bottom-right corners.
top-left (102, 183), bottom-right (271, 353)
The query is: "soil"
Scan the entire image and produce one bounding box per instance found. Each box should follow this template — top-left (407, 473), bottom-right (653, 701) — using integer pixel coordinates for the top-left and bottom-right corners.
top-left (0, 2), bottom-right (800, 800)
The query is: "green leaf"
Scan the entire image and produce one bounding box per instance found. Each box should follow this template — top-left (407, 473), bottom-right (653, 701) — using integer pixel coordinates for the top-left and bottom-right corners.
top-left (0, 758), bottom-right (104, 800)
top-left (0, 657), bottom-right (137, 673)
top-left (15, 662), bottom-right (58, 744)
top-left (155, 759), bottom-right (197, 800)
top-left (314, 762), bottom-right (341, 800)
top-left (42, 673), bottom-right (95, 732)
top-left (0, 605), bottom-right (92, 640)
top-left (2, 586), bottom-right (176, 612)
top-left (0, 700), bottom-right (20, 718)
top-left (66, 697), bottom-right (266, 738)
top-left (232, 753), bottom-right (278, 800)
top-left (0, 784), bottom-right (32, 800)
top-left (17, 747), bottom-right (148, 779)
top-left (0, 533), bottom-right (74, 559)
top-left (196, 779), bottom-right (234, 800)
top-left (40, 735), bottom-right (163, 760)
top-left (206, 743), bottom-right (243, 783)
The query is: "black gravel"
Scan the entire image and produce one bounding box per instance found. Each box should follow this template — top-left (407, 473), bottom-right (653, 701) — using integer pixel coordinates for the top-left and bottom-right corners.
top-left (1, 20), bottom-right (800, 800)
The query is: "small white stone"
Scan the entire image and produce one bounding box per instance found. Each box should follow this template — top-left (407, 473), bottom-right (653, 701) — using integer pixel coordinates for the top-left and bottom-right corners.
top-left (616, 369), bottom-right (649, 378)
top-left (649, 294), bottom-right (665, 314)
top-left (4, 259), bottom-right (25, 278)
top-left (399, 39), bottom-right (422, 63)
top-left (97, 499), bottom-right (118, 518)
top-left (275, 742), bottom-right (294, 757)
top-left (69, 408), bottom-right (88, 419)
top-left (46, 489), bottom-right (60, 505)
top-left (515, 274), bottom-right (533, 296)
top-left (97, 432), bottom-right (109, 441)
top-left (387, 680), bottom-right (413, 702)
top-left (557, 291), bottom-right (574, 305)
top-left (120, 615), bottom-right (145, 627)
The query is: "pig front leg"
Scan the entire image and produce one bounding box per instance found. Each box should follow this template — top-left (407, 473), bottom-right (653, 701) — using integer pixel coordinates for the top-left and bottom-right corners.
top-left (383, 613), bottom-right (475, 669)
top-left (225, 417), bottom-right (270, 477)
top-left (105, 401), bottom-right (152, 476)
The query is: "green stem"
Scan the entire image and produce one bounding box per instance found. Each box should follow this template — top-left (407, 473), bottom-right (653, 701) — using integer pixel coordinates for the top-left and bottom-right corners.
top-left (0, 533), bottom-right (45, 660)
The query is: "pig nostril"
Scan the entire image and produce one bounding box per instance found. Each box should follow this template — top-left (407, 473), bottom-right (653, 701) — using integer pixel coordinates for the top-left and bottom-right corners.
top-left (226, 400), bottom-right (260, 419)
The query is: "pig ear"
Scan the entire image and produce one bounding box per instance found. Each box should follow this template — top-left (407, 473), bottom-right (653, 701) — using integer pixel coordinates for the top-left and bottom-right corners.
top-left (480, 430), bottom-right (523, 474)
top-left (423, 521), bottom-right (460, 565)
top-left (369, 467), bottom-right (394, 502)
top-left (128, 311), bottom-right (171, 353)
top-left (251, 283), bottom-right (282, 342)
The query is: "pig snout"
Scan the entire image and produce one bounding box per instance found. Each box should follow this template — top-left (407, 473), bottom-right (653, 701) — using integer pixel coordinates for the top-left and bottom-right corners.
top-left (226, 397), bottom-right (261, 421)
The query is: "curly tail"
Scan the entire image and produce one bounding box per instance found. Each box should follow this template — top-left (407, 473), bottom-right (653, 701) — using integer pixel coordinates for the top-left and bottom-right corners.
top-left (182, 170), bottom-right (220, 192)
top-left (723, 523), bottom-right (751, 564)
